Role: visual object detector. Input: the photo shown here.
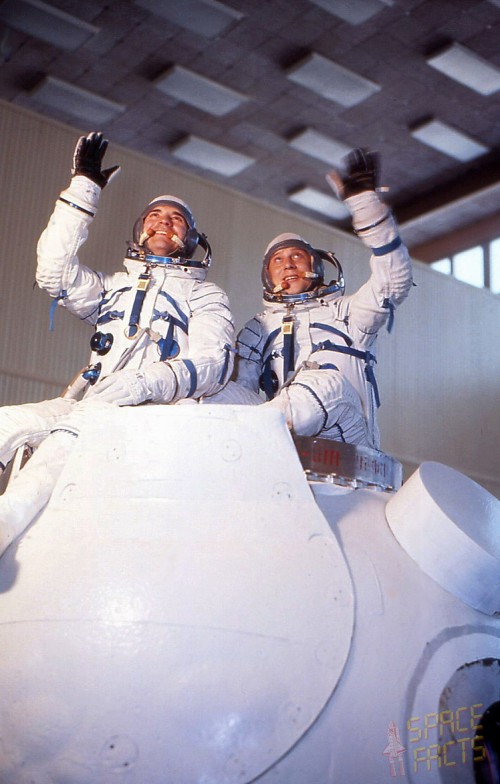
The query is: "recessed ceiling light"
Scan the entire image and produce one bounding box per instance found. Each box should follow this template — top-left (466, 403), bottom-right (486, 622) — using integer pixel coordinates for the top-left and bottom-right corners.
top-left (156, 66), bottom-right (248, 116)
top-left (427, 42), bottom-right (500, 96)
top-left (287, 53), bottom-right (380, 108)
top-left (0, 0), bottom-right (98, 50)
top-left (308, 0), bottom-right (394, 25)
top-left (30, 76), bottom-right (125, 124)
top-left (289, 129), bottom-right (351, 166)
top-left (134, 0), bottom-right (243, 38)
top-left (288, 186), bottom-right (349, 219)
top-left (410, 119), bottom-right (489, 162)
top-left (170, 135), bottom-right (254, 176)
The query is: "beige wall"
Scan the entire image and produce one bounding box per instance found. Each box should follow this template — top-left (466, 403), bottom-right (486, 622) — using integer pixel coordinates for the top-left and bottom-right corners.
top-left (1, 101), bottom-right (499, 497)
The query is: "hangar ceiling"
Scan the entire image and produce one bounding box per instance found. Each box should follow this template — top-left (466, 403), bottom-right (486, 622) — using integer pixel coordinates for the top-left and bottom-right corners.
top-left (0, 0), bottom-right (499, 259)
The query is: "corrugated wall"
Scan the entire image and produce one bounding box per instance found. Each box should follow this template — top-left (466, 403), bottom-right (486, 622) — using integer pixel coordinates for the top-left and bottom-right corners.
top-left (0, 100), bottom-right (499, 497)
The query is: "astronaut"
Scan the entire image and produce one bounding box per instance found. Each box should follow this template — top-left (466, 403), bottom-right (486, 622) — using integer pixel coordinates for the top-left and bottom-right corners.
top-left (0, 132), bottom-right (234, 558)
top-left (233, 149), bottom-right (413, 448)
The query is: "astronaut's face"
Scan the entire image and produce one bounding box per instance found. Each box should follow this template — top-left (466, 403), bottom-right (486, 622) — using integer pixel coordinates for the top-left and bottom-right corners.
top-left (143, 205), bottom-right (189, 255)
top-left (268, 246), bottom-right (313, 295)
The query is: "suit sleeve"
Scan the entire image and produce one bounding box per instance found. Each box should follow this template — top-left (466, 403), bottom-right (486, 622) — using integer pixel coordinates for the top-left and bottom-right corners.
top-left (36, 176), bottom-right (106, 325)
top-left (342, 191), bottom-right (413, 340)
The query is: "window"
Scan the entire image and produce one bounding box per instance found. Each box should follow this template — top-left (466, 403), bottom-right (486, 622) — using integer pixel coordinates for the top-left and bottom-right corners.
top-left (490, 239), bottom-right (500, 295)
top-left (430, 239), bottom-right (500, 294)
top-left (431, 258), bottom-right (452, 275)
top-left (453, 247), bottom-right (484, 288)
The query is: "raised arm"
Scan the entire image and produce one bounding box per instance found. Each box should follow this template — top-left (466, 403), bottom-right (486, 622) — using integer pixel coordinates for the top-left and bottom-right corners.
top-left (36, 132), bottom-right (120, 323)
top-left (327, 149), bottom-right (413, 337)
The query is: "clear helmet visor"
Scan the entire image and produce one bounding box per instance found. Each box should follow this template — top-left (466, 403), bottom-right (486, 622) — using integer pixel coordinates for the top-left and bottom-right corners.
top-left (261, 233), bottom-right (344, 303)
top-left (131, 195), bottom-right (199, 258)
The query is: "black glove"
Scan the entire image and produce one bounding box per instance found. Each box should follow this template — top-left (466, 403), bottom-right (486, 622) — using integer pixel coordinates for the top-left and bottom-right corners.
top-left (340, 148), bottom-right (379, 199)
top-left (71, 131), bottom-right (120, 188)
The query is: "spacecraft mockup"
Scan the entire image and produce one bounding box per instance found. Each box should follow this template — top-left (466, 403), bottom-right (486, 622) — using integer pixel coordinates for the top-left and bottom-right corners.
top-left (0, 404), bottom-right (498, 783)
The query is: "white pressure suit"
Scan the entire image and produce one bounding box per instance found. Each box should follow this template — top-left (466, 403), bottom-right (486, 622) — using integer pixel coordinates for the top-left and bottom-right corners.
top-left (234, 190), bottom-right (413, 449)
top-left (0, 176), bottom-right (234, 557)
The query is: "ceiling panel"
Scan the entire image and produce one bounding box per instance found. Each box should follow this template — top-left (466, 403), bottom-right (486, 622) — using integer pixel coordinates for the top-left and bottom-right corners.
top-left (0, 0), bottom-right (498, 255)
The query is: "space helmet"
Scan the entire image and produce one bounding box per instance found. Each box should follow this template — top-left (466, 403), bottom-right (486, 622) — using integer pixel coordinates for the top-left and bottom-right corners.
top-left (127, 195), bottom-right (211, 267)
top-left (261, 233), bottom-right (344, 303)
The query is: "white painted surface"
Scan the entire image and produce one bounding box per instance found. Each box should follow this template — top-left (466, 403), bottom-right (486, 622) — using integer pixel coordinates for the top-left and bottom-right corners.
top-left (0, 405), bottom-right (354, 783)
top-left (386, 461), bottom-right (500, 614)
top-left (0, 406), bottom-right (498, 782)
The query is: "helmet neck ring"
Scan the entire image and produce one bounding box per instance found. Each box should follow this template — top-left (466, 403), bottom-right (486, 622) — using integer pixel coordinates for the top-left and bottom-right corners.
top-left (126, 232), bottom-right (212, 269)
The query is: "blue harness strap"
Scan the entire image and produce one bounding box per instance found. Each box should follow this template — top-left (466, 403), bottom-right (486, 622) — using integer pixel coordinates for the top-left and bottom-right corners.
top-left (125, 271), bottom-right (151, 339)
top-left (95, 286), bottom-right (132, 326)
top-left (259, 327), bottom-right (282, 399)
top-left (310, 322), bottom-right (353, 346)
top-left (99, 286), bottom-right (132, 310)
top-left (262, 327), bottom-right (281, 356)
top-left (282, 315), bottom-right (295, 379)
top-left (152, 309), bottom-right (188, 334)
top-left (364, 363), bottom-right (380, 407)
top-left (97, 310), bottom-right (125, 326)
top-left (157, 290), bottom-right (189, 328)
top-left (260, 354), bottom-right (278, 400)
top-left (260, 316), bottom-right (295, 400)
top-left (157, 319), bottom-right (179, 360)
top-left (312, 339), bottom-right (380, 407)
top-left (382, 298), bottom-right (395, 333)
top-left (49, 290), bottom-right (68, 331)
